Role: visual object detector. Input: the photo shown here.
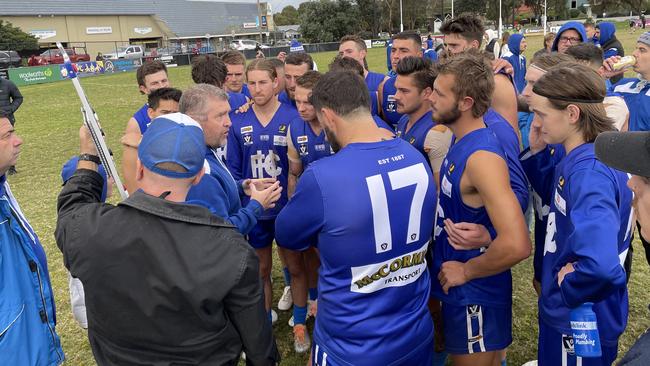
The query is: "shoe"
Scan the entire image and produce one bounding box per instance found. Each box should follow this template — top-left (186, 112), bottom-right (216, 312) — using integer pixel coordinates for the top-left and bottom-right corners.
top-left (308, 299), bottom-right (318, 318)
top-left (278, 286), bottom-right (293, 311)
top-left (271, 309), bottom-right (278, 325)
top-left (293, 324), bottom-right (311, 353)
top-left (521, 361), bottom-right (537, 366)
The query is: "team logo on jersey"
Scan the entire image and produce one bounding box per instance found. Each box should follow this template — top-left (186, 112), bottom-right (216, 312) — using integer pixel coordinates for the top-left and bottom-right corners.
top-left (243, 134), bottom-right (253, 145)
top-left (273, 135), bottom-right (287, 146)
top-left (554, 189), bottom-right (567, 216)
top-left (250, 150), bottom-right (282, 178)
top-left (315, 144), bottom-right (326, 151)
top-left (562, 335), bottom-right (575, 355)
top-left (441, 175), bottom-right (452, 198)
top-left (409, 137), bottom-right (416, 145)
top-left (241, 126), bottom-right (253, 134)
top-left (299, 144), bottom-right (308, 156)
top-left (350, 242), bottom-right (428, 294)
top-left (448, 163), bottom-right (455, 175)
top-left (396, 130), bottom-right (402, 138)
top-left (297, 135), bottom-right (308, 144)
top-left (550, 147), bottom-right (556, 156)
top-left (467, 305), bottom-right (481, 317)
top-left (278, 124), bottom-right (287, 133)
top-left (260, 134), bottom-right (270, 141)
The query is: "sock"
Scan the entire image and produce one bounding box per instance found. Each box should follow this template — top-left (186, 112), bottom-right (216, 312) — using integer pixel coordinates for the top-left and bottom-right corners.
top-left (293, 305), bottom-right (308, 326)
top-left (308, 287), bottom-right (318, 301)
top-left (283, 267), bottom-right (291, 286)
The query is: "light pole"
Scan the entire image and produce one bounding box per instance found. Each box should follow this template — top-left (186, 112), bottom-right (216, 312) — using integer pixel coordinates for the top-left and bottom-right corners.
top-left (499, 0), bottom-right (503, 38)
top-left (543, 0), bottom-right (547, 36)
top-left (451, 0), bottom-right (454, 18)
top-left (256, 0), bottom-right (263, 43)
top-left (400, 0), bottom-right (404, 32)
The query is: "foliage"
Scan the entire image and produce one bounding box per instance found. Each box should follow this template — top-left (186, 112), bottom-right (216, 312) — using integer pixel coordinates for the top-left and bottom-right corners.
top-left (274, 5), bottom-right (300, 26)
top-left (299, 0), bottom-right (361, 42)
top-left (0, 20), bottom-right (38, 52)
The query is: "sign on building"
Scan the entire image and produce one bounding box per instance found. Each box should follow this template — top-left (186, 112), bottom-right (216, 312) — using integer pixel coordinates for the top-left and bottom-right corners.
top-left (86, 27), bottom-right (113, 35)
top-left (134, 27), bottom-right (153, 35)
top-left (30, 30), bottom-right (57, 40)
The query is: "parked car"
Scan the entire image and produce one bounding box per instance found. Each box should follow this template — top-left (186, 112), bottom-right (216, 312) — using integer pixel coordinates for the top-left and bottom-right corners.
top-left (230, 39), bottom-right (261, 50)
top-left (0, 51), bottom-right (21, 68)
top-left (28, 47), bottom-right (90, 66)
top-left (103, 45), bottom-right (144, 60)
top-left (274, 39), bottom-right (292, 47)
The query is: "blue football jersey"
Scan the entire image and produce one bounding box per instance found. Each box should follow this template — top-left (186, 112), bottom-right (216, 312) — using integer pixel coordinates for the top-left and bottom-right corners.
top-left (241, 83), bottom-right (252, 98)
top-left (288, 117), bottom-right (333, 168)
top-left (381, 77), bottom-right (404, 128)
top-left (278, 90), bottom-right (297, 109)
top-left (396, 111), bottom-right (434, 161)
top-left (227, 103), bottom-right (299, 219)
top-left (227, 91), bottom-right (248, 111)
top-left (276, 138), bottom-right (436, 365)
top-left (432, 128), bottom-right (513, 307)
top-left (613, 78), bottom-right (650, 131)
top-left (133, 103), bottom-right (150, 134)
top-left (536, 143), bottom-right (631, 346)
top-left (366, 71), bottom-right (386, 92)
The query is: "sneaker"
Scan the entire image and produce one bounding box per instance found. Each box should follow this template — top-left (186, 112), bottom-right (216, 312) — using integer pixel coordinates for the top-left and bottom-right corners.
top-left (293, 324), bottom-right (311, 353)
top-left (308, 299), bottom-right (318, 318)
top-left (271, 309), bottom-right (278, 325)
top-left (521, 361), bottom-right (537, 366)
top-left (278, 286), bottom-right (293, 311)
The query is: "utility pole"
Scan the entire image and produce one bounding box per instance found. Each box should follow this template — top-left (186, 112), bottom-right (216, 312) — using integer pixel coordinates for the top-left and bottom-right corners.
top-left (400, 0), bottom-right (404, 32)
top-left (256, 0), bottom-right (263, 43)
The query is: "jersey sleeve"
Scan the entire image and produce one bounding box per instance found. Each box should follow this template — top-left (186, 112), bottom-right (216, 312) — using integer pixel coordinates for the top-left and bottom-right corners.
top-left (520, 146), bottom-right (558, 204)
top-left (559, 168), bottom-right (627, 308)
top-left (226, 122), bottom-right (244, 182)
top-left (275, 168), bottom-right (324, 251)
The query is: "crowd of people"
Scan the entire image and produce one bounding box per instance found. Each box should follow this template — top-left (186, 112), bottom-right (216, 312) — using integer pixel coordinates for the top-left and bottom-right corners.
top-left (4, 13), bottom-right (650, 366)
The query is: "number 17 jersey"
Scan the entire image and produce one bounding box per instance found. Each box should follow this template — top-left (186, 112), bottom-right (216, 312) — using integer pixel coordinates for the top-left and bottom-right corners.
top-left (276, 138), bottom-right (436, 365)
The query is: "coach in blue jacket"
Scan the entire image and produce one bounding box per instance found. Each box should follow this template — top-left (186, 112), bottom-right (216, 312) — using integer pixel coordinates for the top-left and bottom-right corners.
top-left (0, 114), bottom-right (64, 365)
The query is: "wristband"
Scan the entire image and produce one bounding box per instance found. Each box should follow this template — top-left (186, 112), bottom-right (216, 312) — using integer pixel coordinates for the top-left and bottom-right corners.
top-left (78, 154), bottom-right (100, 164)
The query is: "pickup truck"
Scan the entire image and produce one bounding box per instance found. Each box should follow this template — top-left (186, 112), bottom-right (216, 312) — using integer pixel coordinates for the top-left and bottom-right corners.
top-left (103, 45), bottom-right (144, 60)
top-left (28, 47), bottom-right (90, 66)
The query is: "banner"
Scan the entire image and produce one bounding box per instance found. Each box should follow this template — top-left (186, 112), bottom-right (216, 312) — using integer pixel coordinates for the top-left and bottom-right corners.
top-left (8, 65), bottom-right (62, 86)
top-left (103, 59), bottom-right (142, 73)
top-left (60, 61), bottom-right (106, 78)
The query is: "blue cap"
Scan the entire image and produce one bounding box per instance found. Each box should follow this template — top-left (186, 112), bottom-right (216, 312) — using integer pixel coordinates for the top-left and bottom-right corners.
top-left (137, 113), bottom-right (206, 179)
top-left (61, 156), bottom-right (108, 201)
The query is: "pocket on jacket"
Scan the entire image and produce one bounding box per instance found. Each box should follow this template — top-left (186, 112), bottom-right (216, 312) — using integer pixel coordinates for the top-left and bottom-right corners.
top-left (0, 303), bottom-right (25, 341)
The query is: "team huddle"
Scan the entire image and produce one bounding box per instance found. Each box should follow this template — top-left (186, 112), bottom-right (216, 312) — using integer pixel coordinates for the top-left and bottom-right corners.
top-left (8, 12), bottom-right (650, 366)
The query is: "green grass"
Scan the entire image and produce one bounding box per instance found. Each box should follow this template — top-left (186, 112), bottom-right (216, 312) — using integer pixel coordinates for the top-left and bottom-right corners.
top-left (8, 29), bottom-right (650, 365)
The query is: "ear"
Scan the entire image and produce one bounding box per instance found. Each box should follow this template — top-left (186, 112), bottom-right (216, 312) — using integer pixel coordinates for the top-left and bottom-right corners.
top-left (147, 108), bottom-right (155, 120)
top-left (457, 96), bottom-right (475, 113)
top-left (470, 39), bottom-right (480, 49)
top-left (139, 84), bottom-right (148, 95)
top-left (272, 77), bottom-right (279, 91)
top-left (421, 86), bottom-right (433, 99)
top-left (135, 159), bottom-right (145, 181)
top-left (566, 104), bottom-right (581, 125)
top-left (318, 108), bottom-right (336, 131)
top-left (191, 168), bottom-right (205, 186)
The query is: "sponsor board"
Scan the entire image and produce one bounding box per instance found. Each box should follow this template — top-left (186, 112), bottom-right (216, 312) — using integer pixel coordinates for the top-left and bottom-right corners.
top-left (8, 65), bottom-right (62, 86)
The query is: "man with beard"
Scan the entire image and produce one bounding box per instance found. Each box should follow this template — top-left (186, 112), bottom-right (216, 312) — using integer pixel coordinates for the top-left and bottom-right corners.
top-left (275, 70), bottom-right (437, 365)
top-left (338, 34), bottom-right (388, 92)
top-left (394, 56), bottom-right (452, 186)
top-left (279, 52), bottom-right (313, 110)
top-left (429, 52), bottom-right (531, 366)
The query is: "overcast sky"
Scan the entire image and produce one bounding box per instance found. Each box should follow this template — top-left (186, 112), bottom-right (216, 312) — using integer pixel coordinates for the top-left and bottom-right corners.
top-left (193, 0), bottom-right (304, 13)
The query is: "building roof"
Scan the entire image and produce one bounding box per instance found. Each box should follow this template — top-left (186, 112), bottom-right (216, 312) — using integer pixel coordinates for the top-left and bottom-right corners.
top-left (0, 0), bottom-right (155, 15)
top-left (153, 0), bottom-right (262, 38)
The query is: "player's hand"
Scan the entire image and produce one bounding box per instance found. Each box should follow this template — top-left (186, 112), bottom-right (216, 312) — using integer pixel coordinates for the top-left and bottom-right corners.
top-left (250, 180), bottom-right (282, 210)
top-left (557, 262), bottom-right (575, 286)
top-left (79, 125), bottom-right (98, 155)
top-left (602, 55), bottom-right (626, 79)
top-left (492, 58), bottom-right (513, 76)
top-left (528, 115), bottom-right (547, 154)
top-left (277, 51), bottom-right (287, 62)
top-left (532, 278), bottom-right (541, 297)
top-left (444, 219), bottom-right (491, 250)
top-left (236, 99), bottom-right (253, 114)
top-left (438, 261), bottom-right (469, 294)
top-left (243, 178), bottom-right (277, 196)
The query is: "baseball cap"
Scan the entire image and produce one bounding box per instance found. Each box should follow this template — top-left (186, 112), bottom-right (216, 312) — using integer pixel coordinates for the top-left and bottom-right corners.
top-left (61, 156), bottom-right (108, 201)
top-left (595, 131), bottom-right (650, 177)
top-left (639, 32), bottom-right (650, 47)
top-left (138, 112), bottom-right (206, 179)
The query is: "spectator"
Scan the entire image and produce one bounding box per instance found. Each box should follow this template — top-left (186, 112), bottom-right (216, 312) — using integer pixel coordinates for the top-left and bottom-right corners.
top-left (500, 31), bottom-right (512, 57)
top-left (551, 21), bottom-right (588, 54)
top-left (55, 113), bottom-right (280, 365)
top-left (0, 75), bottom-right (23, 126)
top-left (0, 115), bottom-right (64, 365)
top-left (584, 21), bottom-right (598, 45)
top-left (596, 22), bottom-right (625, 84)
top-left (534, 32), bottom-right (556, 58)
top-left (502, 34), bottom-right (527, 94)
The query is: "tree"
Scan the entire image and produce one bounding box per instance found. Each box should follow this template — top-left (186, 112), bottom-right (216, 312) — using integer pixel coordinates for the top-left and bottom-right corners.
top-left (274, 5), bottom-right (300, 26)
top-left (357, 0), bottom-right (384, 36)
top-left (621, 0), bottom-right (649, 15)
top-left (0, 21), bottom-right (38, 52)
top-left (299, 0), bottom-right (361, 42)
top-left (455, 0), bottom-right (488, 14)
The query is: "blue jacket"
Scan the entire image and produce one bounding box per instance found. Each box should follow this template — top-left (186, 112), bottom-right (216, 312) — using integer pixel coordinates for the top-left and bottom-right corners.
top-left (597, 22), bottom-right (624, 59)
top-left (0, 176), bottom-right (64, 365)
top-left (502, 34), bottom-right (527, 94)
top-left (552, 21), bottom-right (588, 52)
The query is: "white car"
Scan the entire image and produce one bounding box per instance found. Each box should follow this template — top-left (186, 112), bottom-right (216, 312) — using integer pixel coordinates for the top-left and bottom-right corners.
top-left (104, 45), bottom-right (144, 60)
top-left (230, 39), bottom-right (267, 50)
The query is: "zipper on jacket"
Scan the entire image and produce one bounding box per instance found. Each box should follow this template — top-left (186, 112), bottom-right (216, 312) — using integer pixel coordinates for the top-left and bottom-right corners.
top-left (10, 207), bottom-right (64, 362)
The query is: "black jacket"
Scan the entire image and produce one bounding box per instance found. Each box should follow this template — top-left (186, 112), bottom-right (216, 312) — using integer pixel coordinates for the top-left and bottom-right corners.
top-left (55, 169), bottom-right (279, 366)
top-left (0, 78), bottom-right (23, 124)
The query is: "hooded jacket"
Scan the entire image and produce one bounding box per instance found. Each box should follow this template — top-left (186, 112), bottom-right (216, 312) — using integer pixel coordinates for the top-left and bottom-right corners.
top-left (502, 34), bottom-right (526, 94)
top-left (551, 21), bottom-right (588, 52)
top-left (597, 22), bottom-right (624, 59)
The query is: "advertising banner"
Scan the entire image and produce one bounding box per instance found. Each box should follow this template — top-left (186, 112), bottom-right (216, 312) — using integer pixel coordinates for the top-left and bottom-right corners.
top-left (8, 65), bottom-right (62, 86)
top-left (103, 59), bottom-right (142, 73)
top-left (59, 61), bottom-right (106, 78)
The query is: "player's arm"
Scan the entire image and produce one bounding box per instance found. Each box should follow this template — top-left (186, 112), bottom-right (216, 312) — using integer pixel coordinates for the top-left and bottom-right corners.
top-left (225, 125), bottom-right (244, 182)
top-left (423, 125), bottom-right (452, 191)
top-left (440, 151), bottom-right (531, 293)
top-left (286, 128), bottom-right (303, 198)
top-left (377, 79), bottom-right (386, 120)
top-left (275, 169), bottom-right (323, 251)
top-left (125, 117), bottom-right (141, 135)
top-left (558, 169), bottom-right (627, 307)
top-left (492, 74), bottom-right (519, 136)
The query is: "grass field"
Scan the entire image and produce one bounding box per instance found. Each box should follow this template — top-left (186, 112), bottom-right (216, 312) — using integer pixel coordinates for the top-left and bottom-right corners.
top-left (8, 29), bottom-right (650, 365)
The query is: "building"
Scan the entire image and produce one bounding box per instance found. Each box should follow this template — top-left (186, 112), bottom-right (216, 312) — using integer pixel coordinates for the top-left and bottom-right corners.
top-left (0, 0), bottom-right (274, 56)
top-left (276, 25), bottom-right (301, 39)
